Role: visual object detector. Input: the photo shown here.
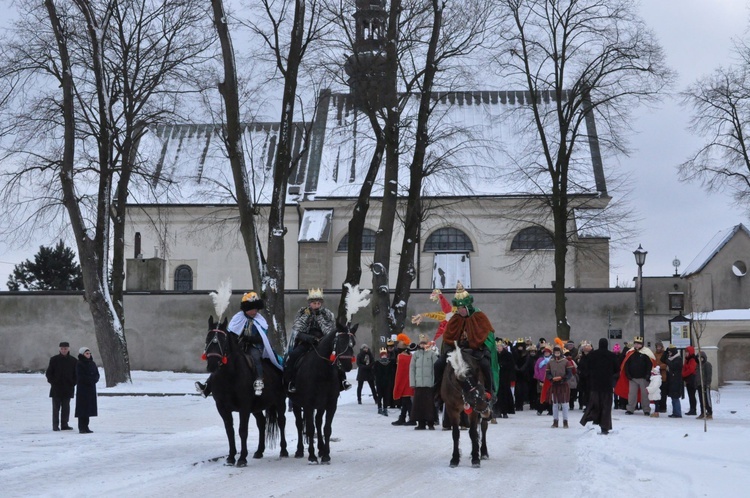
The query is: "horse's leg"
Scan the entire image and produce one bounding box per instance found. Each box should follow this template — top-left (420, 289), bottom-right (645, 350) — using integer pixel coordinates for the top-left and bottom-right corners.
top-left (218, 405), bottom-right (237, 466)
top-left (236, 409), bottom-right (250, 467)
top-left (450, 420), bottom-right (461, 468)
top-left (306, 408), bottom-right (318, 464)
top-left (320, 408), bottom-right (335, 464)
top-left (469, 416), bottom-right (480, 468)
top-left (278, 402), bottom-right (289, 458)
top-left (480, 418), bottom-right (489, 460)
top-left (293, 406), bottom-right (304, 458)
top-left (253, 410), bottom-right (266, 459)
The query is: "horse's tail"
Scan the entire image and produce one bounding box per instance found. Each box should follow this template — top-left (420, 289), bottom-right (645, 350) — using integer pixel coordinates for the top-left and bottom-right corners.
top-left (265, 407), bottom-right (280, 449)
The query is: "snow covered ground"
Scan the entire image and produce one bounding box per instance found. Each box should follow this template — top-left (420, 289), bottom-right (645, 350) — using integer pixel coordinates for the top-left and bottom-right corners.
top-left (2, 370), bottom-right (748, 498)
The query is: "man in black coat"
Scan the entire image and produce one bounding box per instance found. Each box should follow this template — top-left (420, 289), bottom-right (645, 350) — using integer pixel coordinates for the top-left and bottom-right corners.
top-left (512, 339), bottom-right (528, 411)
top-left (46, 341), bottom-right (77, 431)
top-left (579, 338), bottom-right (618, 435)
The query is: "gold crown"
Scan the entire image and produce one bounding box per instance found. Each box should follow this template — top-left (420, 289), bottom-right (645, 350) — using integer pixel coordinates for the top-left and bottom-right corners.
top-left (418, 333), bottom-right (428, 344)
top-left (307, 288), bottom-right (324, 301)
top-left (241, 291), bottom-right (260, 302)
top-left (634, 336), bottom-right (644, 344)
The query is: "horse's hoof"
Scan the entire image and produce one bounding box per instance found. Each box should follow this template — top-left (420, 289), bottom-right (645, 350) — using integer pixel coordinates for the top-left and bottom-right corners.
top-left (321, 456), bottom-right (331, 464)
top-left (294, 452), bottom-right (304, 459)
top-left (472, 460), bottom-right (481, 468)
top-left (449, 460), bottom-right (459, 468)
top-left (308, 459), bottom-right (319, 465)
top-left (236, 460), bottom-right (247, 468)
top-left (225, 457), bottom-right (236, 466)
top-left (253, 451), bottom-right (263, 459)
top-left (280, 450), bottom-right (289, 458)
top-left (481, 454), bottom-right (489, 460)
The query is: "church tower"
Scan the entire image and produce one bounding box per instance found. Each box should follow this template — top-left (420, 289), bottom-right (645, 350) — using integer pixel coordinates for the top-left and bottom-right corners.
top-left (344, 0), bottom-right (389, 110)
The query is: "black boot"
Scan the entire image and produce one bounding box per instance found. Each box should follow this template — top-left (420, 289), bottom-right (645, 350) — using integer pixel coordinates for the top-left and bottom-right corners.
top-left (391, 416), bottom-right (406, 426)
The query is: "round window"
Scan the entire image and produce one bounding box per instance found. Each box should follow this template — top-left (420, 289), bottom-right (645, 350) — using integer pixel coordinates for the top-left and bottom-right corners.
top-left (732, 260), bottom-right (747, 277)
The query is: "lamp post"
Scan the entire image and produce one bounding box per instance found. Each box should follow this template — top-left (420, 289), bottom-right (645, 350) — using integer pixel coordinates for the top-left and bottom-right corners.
top-left (633, 244), bottom-right (647, 338)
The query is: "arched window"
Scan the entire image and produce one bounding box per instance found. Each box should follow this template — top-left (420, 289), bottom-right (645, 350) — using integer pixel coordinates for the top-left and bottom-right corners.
top-left (174, 265), bottom-right (193, 291)
top-left (337, 228), bottom-right (377, 252)
top-left (511, 226), bottom-right (554, 250)
top-left (424, 227), bottom-right (473, 252)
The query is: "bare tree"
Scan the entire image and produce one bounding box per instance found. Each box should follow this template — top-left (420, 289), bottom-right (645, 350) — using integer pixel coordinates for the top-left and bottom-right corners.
top-left (680, 63), bottom-right (750, 210)
top-left (210, 0), bottom-right (266, 297)
top-left (0, 0), bottom-right (212, 385)
top-left (495, 0), bottom-right (674, 340)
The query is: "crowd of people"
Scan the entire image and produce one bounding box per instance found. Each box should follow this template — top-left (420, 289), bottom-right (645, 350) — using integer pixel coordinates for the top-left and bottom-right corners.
top-left (46, 285), bottom-right (714, 438)
top-left (361, 330), bottom-right (716, 435)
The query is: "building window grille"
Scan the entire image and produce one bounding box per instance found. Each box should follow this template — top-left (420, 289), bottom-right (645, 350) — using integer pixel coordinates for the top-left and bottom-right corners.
top-left (511, 226), bottom-right (554, 250)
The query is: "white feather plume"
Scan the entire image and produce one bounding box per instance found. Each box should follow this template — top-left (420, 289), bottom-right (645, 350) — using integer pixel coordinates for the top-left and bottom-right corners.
top-left (209, 278), bottom-right (232, 319)
top-left (344, 283), bottom-right (371, 323)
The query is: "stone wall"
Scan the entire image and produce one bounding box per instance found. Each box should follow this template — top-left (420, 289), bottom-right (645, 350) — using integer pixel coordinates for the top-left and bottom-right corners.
top-left (1, 288), bottom-right (745, 387)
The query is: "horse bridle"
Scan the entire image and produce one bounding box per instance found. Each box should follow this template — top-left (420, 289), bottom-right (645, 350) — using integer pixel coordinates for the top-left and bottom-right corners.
top-left (202, 328), bottom-right (229, 365)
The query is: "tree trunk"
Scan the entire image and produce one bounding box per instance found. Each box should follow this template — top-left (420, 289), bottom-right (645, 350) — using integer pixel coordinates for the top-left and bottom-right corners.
top-left (337, 134), bottom-right (385, 326)
top-left (264, 0), bottom-right (307, 348)
top-left (46, 0), bottom-right (130, 386)
top-left (392, 0), bottom-right (442, 331)
top-left (211, 0), bottom-right (265, 293)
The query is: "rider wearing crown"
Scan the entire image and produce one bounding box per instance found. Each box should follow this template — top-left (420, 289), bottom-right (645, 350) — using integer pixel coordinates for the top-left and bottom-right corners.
top-left (196, 291), bottom-right (281, 397)
top-left (286, 288), bottom-right (351, 393)
top-left (434, 282), bottom-right (497, 406)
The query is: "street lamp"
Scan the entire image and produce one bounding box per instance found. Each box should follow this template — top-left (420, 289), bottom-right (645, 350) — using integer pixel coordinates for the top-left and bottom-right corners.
top-left (633, 244), bottom-right (647, 339)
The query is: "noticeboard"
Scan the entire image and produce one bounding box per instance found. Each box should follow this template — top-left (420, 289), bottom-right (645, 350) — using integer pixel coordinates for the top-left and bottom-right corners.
top-left (670, 320), bottom-right (691, 348)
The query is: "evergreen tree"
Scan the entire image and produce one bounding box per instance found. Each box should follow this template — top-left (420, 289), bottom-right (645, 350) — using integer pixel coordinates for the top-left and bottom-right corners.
top-left (7, 241), bottom-right (83, 291)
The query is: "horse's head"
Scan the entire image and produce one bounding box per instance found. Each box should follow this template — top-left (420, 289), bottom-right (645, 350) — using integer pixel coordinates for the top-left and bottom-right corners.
top-left (332, 322), bottom-right (357, 373)
top-left (202, 316), bottom-right (230, 373)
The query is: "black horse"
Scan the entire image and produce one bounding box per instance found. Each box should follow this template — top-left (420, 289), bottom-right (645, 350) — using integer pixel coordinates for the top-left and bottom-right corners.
top-left (202, 316), bottom-right (288, 466)
top-left (441, 348), bottom-right (490, 468)
top-left (288, 322), bottom-right (357, 464)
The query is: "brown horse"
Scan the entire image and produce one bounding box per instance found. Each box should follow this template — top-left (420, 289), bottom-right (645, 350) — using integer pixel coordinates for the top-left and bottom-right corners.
top-left (440, 348), bottom-right (490, 468)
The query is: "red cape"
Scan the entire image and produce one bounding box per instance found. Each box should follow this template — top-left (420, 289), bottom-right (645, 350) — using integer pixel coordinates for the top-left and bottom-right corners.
top-left (393, 352), bottom-right (414, 400)
top-left (614, 349), bottom-right (656, 400)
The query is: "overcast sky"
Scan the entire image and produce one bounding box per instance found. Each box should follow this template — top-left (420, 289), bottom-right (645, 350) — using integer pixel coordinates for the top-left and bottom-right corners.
top-left (1, 0), bottom-right (749, 290)
top-left (609, 1), bottom-right (749, 285)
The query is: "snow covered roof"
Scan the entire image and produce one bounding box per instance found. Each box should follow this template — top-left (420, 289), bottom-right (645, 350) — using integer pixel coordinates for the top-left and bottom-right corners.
top-left (681, 224), bottom-right (750, 277)
top-left (574, 208), bottom-right (611, 239)
top-left (130, 122), bottom-right (311, 205)
top-left (686, 309), bottom-right (750, 321)
top-left (129, 89), bottom-right (607, 205)
top-left (311, 90), bottom-right (606, 199)
top-left (298, 209), bottom-right (333, 242)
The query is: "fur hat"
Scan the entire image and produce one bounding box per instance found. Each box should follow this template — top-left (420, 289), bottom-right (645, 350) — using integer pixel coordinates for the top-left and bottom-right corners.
top-left (307, 288), bottom-right (324, 302)
top-left (452, 281), bottom-right (473, 308)
top-left (59, 341), bottom-right (70, 348)
top-left (360, 344), bottom-right (369, 350)
top-left (396, 333), bottom-right (411, 346)
top-left (79, 347), bottom-right (90, 356)
top-left (240, 291), bottom-right (264, 311)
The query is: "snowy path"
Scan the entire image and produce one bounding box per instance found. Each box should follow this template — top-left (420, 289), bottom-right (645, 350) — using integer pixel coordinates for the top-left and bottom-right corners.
top-left (2, 372), bottom-right (748, 497)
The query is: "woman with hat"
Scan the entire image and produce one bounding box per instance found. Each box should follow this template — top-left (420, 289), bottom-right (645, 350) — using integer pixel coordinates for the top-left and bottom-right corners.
top-left (75, 347), bottom-right (99, 434)
top-left (409, 334), bottom-right (438, 429)
top-left (392, 340), bottom-right (416, 426)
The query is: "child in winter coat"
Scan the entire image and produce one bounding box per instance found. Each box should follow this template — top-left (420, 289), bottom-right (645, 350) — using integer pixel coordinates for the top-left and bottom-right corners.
top-left (647, 365), bottom-right (663, 417)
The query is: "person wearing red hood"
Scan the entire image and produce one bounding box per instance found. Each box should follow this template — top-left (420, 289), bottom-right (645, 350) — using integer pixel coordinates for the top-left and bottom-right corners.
top-left (682, 346), bottom-right (699, 416)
